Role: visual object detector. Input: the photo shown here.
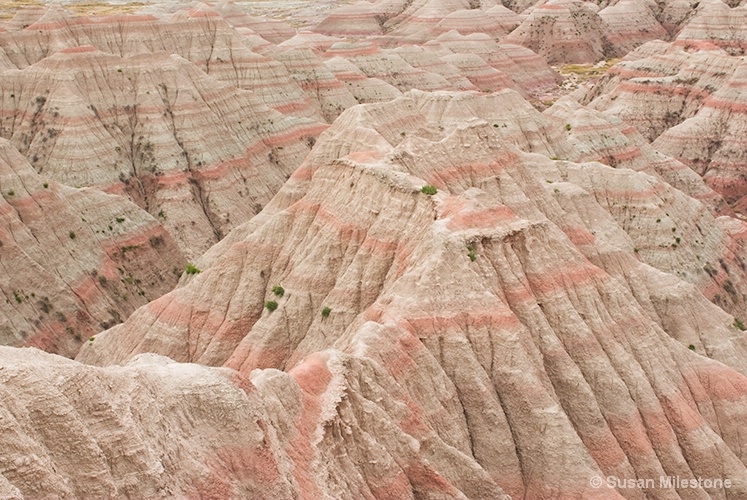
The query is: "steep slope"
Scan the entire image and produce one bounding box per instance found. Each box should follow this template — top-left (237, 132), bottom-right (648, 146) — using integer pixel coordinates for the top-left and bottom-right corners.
top-left (379, 0), bottom-right (502, 43)
top-left (324, 41), bottom-right (455, 93)
top-left (314, 1), bottom-right (396, 37)
top-left (78, 90), bottom-right (747, 498)
top-left (273, 47), bottom-right (360, 123)
top-left (433, 6), bottom-right (521, 37)
top-left (324, 56), bottom-right (404, 104)
top-left (653, 59), bottom-right (747, 208)
top-left (582, 39), bottom-right (747, 220)
top-left (1, 345), bottom-right (514, 499)
top-left (545, 96), bottom-right (730, 212)
top-left (0, 348), bottom-right (300, 499)
top-left (503, 0), bottom-right (618, 64)
top-left (676, 0), bottom-right (747, 55)
top-left (0, 4), bottom-right (320, 120)
top-left (0, 138), bottom-right (183, 357)
top-left (584, 41), bottom-right (739, 141)
top-left (598, 0), bottom-right (668, 53)
top-left (0, 46), bottom-right (325, 258)
top-left (424, 32), bottom-right (563, 93)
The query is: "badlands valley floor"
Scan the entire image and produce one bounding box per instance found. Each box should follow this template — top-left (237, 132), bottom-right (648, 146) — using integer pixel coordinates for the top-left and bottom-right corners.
top-left (2, 0), bottom-right (747, 498)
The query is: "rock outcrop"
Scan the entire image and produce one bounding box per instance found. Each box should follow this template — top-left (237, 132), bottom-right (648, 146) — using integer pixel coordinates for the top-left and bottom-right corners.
top-left (2, 1), bottom-right (747, 498)
top-left (75, 90), bottom-right (747, 498)
top-left (0, 138), bottom-right (183, 357)
top-left (584, 41), bottom-right (738, 141)
top-left (599, 0), bottom-right (668, 53)
top-left (653, 59), bottom-right (747, 209)
top-left (676, 0), bottom-right (747, 55)
top-left (0, 5), bottom-right (314, 118)
top-left (0, 46), bottom-right (325, 258)
top-left (503, 0), bottom-right (618, 64)
top-left (583, 38), bottom-right (747, 218)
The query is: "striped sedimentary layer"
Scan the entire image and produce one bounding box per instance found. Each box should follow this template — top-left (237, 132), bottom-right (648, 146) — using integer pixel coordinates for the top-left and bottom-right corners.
top-left (503, 0), bottom-right (619, 64)
top-left (0, 138), bottom-right (183, 357)
top-left (0, 348), bottom-right (301, 499)
top-left (75, 90), bottom-right (747, 498)
top-left (272, 47), bottom-right (360, 123)
top-left (598, 0), bottom-right (668, 53)
top-left (433, 6), bottom-right (521, 38)
top-left (424, 32), bottom-right (562, 92)
top-left (584, 40), bottom-right (747, 220)
top-left (0, 4), bottom-right (318, 120)
top-left (0, 46), bottom-right (325, 258)
top-left (653, 59), bottom-right (747, 209)
top-left (584, 41), bottom-right (739, 140)
top-left (316, 36), bottom-right (561, 102)
top-left (676, 1), bottom-right (747, 56)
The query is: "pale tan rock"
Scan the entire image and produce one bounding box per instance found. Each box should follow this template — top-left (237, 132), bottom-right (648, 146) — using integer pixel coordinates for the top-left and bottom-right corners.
top-left (78, 90), bottom-right (747, 498)
top-left (585, 42), bottom-right (738, 140)
top-left (0, 137), bottom-right (183, 357)
top-left (0, 347), bottom-right (299, 498)
top-left (503, 0), bottom-right (619, 64)
top-left (0, 47), bottom-right (324, 259)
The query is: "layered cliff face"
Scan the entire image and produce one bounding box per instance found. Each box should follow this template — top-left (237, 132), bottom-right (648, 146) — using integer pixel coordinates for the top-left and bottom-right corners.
top-left (0, 348), bottom-right (301, 499)
top-left (676, 0), bottom-right (747, 55)
top-left (0, 4), bottom-right (318, 119)
top-left (73, 90), bottom-right (747, 498)
top-left (584, 36), bottom-right (747, 217)
top-left (3, 0), bottom-right (747, 498)
top-left (652, 59), bottom-right (747, 209)
top-left (0, 46), bottom-right (324, 259)
top-left (0, 138), bottom-right (183, 358)
top-left (503, 0), bottom-right (619, 64)
top-left (314, 0), bottom-right (692, 63)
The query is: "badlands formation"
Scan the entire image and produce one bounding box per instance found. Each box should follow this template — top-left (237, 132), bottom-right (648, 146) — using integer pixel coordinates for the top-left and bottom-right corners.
top-left (3, 0), bottom-right (747, 499)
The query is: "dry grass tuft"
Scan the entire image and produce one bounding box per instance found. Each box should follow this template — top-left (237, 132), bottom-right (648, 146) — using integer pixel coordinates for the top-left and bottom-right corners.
top-left (557, 58), bottom-right (621, 81)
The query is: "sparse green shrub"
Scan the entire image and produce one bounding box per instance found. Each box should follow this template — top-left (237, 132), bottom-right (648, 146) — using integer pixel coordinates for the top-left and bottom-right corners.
top-left (421, 185), bottom-right (438, 195)
top-left (7, 190), bottom-right (14, 196)
top-left (120, 245), bottom-right (139, 255)
top-left (43, 183), bottom-right (48, 188)
top-left (734, 318), bottom-right (746, 331)
top-left (321, 306), bottom-right (331, 318)
top-left (69, 231), bottom-right (76, 240)
top-left (265, 300), bottom-right (278, 312)
top-left (565, 123), bottom-right (572, 131)
top-left (688, 344), bottom-right (696, 351)
top-left (467, 243), bottom-right (477, 261)
top-left (272, 285), bottom-right (285, 297)
top-left (185, 263), bottom-right (201, 275)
